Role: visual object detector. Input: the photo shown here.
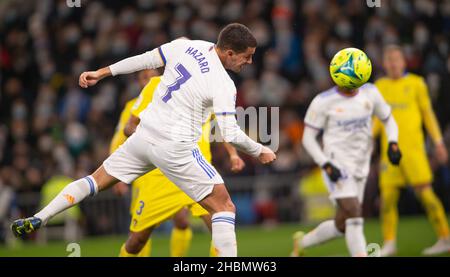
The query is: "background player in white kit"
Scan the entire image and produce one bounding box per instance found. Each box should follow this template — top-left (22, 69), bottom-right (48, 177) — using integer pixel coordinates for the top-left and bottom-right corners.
top-left (291, 83), bottom-right (402, 257)
top-left (11, 23), bottom-right (276, 257)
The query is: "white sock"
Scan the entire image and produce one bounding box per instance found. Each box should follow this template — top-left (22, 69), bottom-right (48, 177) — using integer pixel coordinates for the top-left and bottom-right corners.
top-left (211, 212), bottom-right (237, 257)
top-left (35, 176), bottom-right (98, 225)
top-left (301, 220), bottom-right (343, 248)
top-left (345, 217), bottom-right (367, 257)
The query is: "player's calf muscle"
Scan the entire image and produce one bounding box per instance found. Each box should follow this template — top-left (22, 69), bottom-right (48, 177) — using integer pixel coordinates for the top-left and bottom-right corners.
top-left (199, 184), bottom-right (236, 214)
top-left (91, 165), bottom-right (120, 191)
top-left (126, 229), bottom-right (153, 253)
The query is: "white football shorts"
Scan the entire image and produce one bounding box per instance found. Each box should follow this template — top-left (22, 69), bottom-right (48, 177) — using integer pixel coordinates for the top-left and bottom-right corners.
top-left (103, 130), bottom-right (224, 202)
top-left (322, 170), bottom-right (367, 203)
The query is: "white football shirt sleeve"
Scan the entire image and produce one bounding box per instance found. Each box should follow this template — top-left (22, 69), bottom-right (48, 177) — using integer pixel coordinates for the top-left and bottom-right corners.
top-left (213, 84), bottom-right (262, 157)
top-left (371, 86), bottom-right (398, 142)
top-left (304, 96), bottom-right (326, 130)
top-left (303, 95), bottom-right (328, 166)
top-left (372, 86), bottom-right (391, 121)
top-left (109, 42), bottom-right (171, 76)
top-left (302, 126), bottom-right (328, 166)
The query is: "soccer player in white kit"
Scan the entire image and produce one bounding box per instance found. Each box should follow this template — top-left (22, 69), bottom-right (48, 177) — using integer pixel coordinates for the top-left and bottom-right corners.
top-left (11, 23), bottom-right (276, 257)
top-left (291, 83), bottom-right (402, 257)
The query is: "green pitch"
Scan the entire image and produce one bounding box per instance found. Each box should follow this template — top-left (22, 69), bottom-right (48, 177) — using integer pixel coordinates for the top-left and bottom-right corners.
top-left (1, 216), bottom-right (449, 257)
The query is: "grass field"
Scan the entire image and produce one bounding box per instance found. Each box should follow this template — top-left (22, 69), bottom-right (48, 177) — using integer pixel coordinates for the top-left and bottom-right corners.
top-left (1, 216), bottom-right (449, 257)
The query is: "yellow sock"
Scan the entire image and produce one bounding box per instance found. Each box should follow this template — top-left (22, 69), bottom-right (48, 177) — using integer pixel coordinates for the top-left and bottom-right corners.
top-left (170, 227), bottom-right (193, 257)
top-left (418, 187), bottom-right (450, 239)
top-left (209, 241), bottom-right (217, 257)
top-left (119, 244), bottom-right (138, 257)
top-left (380, 186), bottom-right (400, 242)
top-left (137, 239), bottom-right (152, 257)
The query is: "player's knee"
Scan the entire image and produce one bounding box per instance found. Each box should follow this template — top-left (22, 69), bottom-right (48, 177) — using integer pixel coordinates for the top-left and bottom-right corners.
top-left (345, 205), bottom-right (362, 218)
top-left (413, 184), bottom-right (431, 196)
top-left (210, 199), bottom-right (235, 214)
top-left (223, 198), bottom-right (236, 213)
top-left (91, 166), bottom-right (119, 191)
top-left (173, 209), bottom-right (190, 230)
top-left (334, 218), bottom-right (346, 233)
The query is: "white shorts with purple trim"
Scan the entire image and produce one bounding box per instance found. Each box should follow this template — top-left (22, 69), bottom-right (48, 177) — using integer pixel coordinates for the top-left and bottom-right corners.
top-left (103, 130), bottom-right (223, 202)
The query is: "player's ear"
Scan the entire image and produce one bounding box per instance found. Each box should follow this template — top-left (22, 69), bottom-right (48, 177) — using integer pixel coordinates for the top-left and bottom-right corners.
top-left (226, 49), bottom-right (234, 57)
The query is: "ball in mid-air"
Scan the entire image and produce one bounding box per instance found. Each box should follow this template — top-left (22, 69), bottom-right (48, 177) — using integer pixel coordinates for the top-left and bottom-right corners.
top-left (329, 48), bottom-right (372, 89)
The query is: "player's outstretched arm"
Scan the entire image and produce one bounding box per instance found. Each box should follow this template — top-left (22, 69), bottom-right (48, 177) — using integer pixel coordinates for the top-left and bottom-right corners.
top-left (215, 114), bottom-right (276, 164)
top-left (79, 67), bottom-right (111, 88)
top-left (79, 48), bottom-right (165, 88)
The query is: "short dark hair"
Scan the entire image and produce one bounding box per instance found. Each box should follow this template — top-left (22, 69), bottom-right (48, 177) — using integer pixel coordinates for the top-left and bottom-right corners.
top-left (217, 23), bottom-right (257, 53)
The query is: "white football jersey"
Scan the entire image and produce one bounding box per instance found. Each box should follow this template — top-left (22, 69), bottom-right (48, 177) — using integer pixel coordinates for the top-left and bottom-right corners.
top-left (304, 83), bottom-right (391, 177)
top-left (138, 39), bottom-right (237, 145)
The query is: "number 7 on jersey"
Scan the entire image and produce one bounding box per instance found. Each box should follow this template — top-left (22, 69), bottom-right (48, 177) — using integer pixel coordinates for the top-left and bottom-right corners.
top-left (162, 63), bottom-right (192, 103)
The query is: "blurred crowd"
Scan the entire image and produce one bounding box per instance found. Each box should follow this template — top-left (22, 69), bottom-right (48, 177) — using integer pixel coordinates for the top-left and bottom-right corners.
top-left (1, 0), bottom-right (450, 226)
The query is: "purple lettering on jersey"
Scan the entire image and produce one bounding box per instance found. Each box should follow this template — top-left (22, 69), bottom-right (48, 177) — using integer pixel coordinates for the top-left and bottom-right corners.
top-left (184, 46), bottom-right (210, 74)
top-left (162, 63), bottom-right (192, 103)
top-left (185, 47), bottom-right (194, 54)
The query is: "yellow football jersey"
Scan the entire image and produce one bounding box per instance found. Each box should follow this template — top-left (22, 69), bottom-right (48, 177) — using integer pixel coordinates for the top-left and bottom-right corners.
top-left (373, 73), bottom-right (441, 186)
top-left (373, 73), bottom-right (442, 152)
top-left (109, 99), bottom-right (137, 154)
top-left (130, 76), bottom-right (161, 118)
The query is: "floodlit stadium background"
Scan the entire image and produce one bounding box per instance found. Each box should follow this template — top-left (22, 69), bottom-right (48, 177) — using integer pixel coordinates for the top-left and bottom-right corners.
top-left (1, 0), bottom-right (450, 256)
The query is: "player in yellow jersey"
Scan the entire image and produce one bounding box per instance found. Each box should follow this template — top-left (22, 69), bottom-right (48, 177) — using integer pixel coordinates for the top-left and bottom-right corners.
top-left (373, 45), bottom-right (450, 256)
top-left (111, 69), bottom-right (245, 257)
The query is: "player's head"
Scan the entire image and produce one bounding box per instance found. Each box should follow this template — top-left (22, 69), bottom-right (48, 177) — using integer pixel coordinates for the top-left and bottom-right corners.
top-left (137, 68), bottom-right (162, 88)
top-left (383, 45), bottom-right (407, 79)
top-left (216, 23), bottom-right (257, 73)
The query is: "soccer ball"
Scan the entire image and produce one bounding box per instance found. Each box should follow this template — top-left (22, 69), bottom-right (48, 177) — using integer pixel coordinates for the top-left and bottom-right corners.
top-left (329, 48), bottom-right (372, 89)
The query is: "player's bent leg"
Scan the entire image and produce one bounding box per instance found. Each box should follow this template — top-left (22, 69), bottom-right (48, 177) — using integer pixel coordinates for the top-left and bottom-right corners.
top-left (198, 184), bottom-right (236, 214)
top-left (171, 208), bottom-right (193, 257)
top-left (200, 214), bottom-right (212, 232)
top-left (291, 220), bottom-right (343, 257)
top-left (11, 165), bottom-right (119, 237)
top-left (198, 184), bottom-right (237, 257)
top-left (123, 227), bottom-right (154, 255)
top-left (173, 208), bottom-right (190, 229)
top-left (414, 184), bottom-right (450, 239)
top-left (291, 198), bottom-right (352, 257)
top-left (413, 184), bottom-right (450, 255)
top-left (336, 198), bottom-right (367, 257)
top-left (120, 239), bottom-right (152, 257)
top-left (334, 205), bottom-right (348, 233)
top-left (92, 165), bottom-right (122, 191)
